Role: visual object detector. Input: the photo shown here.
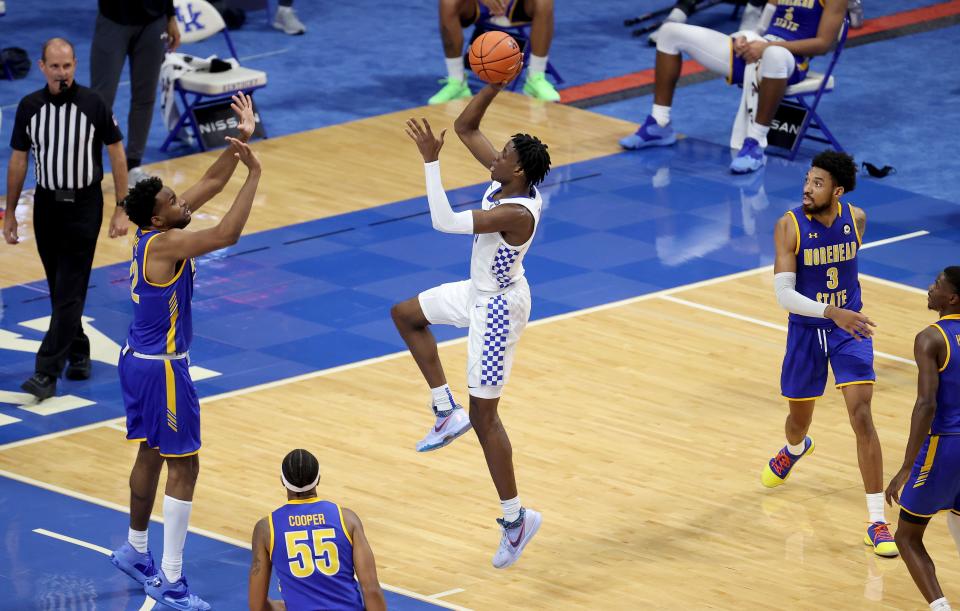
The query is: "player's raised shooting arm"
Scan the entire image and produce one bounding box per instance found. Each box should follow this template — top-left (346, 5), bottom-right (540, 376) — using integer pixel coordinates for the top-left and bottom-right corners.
top-left (454, 84), bottom-right (502, 169)
top-left (248, 518), bottom-right (285, 611)
top-left (182, 94), bottom-right (257, 212)
top-left (150, 140), bottom-right (260, 262)
top-left (343, 508), bottom-right (386, 611)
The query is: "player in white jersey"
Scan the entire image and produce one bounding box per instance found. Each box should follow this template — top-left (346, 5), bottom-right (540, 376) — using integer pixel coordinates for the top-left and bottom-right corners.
top-left (392, 82), bottom-right (550, 569)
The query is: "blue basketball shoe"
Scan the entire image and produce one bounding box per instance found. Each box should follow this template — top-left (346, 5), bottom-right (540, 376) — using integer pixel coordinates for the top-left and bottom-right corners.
top-left (110, 541), bottom-right (157, 584)
top-left (144, 572), bottom-right (210, 611)
top-left (761, 436), bottom-right (814, 488)
top-left (730, 137), bottom-right (766, 174)
top-left (619, 115), bottom-right (677, 150)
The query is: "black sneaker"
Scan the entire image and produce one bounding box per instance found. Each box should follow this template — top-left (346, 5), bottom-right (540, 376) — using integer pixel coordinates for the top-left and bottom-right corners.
top-left (21, 373), bottom-right (56, 401)
top-left (65, 356), bottom-right (92, 380)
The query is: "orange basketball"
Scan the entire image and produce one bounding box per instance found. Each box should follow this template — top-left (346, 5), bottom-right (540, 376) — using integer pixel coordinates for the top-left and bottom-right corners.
top-left (469, 31), bottom-right (523, 84)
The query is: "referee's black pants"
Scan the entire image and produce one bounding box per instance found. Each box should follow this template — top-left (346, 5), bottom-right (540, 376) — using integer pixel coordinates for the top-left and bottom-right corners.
top-left (32, 186), bottom-right (103, 378)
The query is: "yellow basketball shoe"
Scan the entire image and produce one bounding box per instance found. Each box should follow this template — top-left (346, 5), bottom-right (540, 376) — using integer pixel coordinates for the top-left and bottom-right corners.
top-left (864, 522), bottom-right (899, 557)
top-left (761, 436), bottom-right (814, 488)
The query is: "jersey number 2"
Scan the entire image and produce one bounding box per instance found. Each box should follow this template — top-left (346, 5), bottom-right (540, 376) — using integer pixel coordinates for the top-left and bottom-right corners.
top-left (285, 528), bottom-right (340, 578)
top-left (129, 260), bottom-right (140, 304)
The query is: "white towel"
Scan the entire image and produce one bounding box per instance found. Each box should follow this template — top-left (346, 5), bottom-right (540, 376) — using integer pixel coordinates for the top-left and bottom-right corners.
top-left (730, 31), bottom-right (763, 150)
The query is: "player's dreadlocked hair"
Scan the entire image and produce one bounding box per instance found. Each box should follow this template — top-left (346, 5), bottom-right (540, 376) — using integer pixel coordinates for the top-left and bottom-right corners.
top-left (122, 176), bottom-right (163, 229)
top-left (512, 133), bottom-right (551, 187)
top-left (811, 150), bottom-right (857, 194)
top-left (282, 448), bottom-right (320, 490)
top-left (944, 266), bottom-right (960, 296)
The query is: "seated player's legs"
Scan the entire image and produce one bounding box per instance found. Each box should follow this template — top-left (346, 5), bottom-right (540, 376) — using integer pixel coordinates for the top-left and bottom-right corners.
top-left (761, 323), bottom-right (827, 487)
top-left (620, 23), bottom-right (731, 150)
top-left (431, 0), bottom-right (478, 104)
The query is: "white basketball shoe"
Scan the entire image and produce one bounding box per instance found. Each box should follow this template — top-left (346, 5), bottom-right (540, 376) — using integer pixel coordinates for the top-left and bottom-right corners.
top-left (492, 508), bottom-right (542, 569)
top-left (415, 405), bottom-right (472, 452)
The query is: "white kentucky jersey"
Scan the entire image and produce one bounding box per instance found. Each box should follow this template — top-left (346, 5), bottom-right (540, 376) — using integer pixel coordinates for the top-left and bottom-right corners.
top-left (470, 181), bottom-right (542, 293)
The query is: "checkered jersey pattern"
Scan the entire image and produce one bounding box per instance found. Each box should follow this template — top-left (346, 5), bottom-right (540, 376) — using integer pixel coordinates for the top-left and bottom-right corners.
top-left (481, 295), bottom-right (510, 386)
top-left (491, 244), bottom-right (520, 289)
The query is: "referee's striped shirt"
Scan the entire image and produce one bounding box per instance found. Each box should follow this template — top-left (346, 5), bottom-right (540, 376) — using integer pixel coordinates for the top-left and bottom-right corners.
top-left (10, 81), bottom-right (122, 191)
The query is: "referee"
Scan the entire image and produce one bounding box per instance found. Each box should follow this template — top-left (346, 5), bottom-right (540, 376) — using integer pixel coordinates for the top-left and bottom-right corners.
top-left (3, 38), bottom-right (130, 401)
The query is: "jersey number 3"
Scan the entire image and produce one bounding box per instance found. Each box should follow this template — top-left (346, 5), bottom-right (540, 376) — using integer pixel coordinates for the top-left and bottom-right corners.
top-left (826, 266), bottom-right (838, 290)
top-left (285, 528), bottom-right (340, 578)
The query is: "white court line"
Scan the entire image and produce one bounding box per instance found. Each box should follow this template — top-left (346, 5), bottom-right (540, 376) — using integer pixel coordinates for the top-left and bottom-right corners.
top-left (3, 470), bottom-right (471, 611)
top-left (429, 588), bottom-right (466, 599)
top-left (34, 527), bottom-right (113, 556)
top-left (0, 229), bottom-right (931, 453)
top-left (861, 273), bottom-right (929, 295)
top-left (660, 295), bottom-right (917, 366)
top-left (32, 528), bottom-right (157, 610)
top-left (241, 47), bottom-right (292, 61)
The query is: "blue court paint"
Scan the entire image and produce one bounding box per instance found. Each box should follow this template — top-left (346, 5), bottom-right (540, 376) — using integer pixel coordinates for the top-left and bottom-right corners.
top-left (1, 139), bottom-right (957, 445)
top-left (0, 475), bottom-right (450, 610)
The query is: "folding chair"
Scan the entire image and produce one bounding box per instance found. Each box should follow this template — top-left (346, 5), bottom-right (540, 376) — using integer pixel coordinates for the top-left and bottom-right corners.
top-left (467, 20), bottom-right (564, 93)
top-left (776, 17), bottom-right (850, 160)
top-left (162, 0), bottom-right (268, 152)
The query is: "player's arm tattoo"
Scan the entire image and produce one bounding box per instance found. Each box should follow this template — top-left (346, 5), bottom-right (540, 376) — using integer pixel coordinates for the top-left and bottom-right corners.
top-left (251, 554), bottom-right (262, 576)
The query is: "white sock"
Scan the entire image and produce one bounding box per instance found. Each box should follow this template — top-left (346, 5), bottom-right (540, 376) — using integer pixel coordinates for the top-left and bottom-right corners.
top-left (666, 7), bottom-right (688, 22)
top-left (445, 56), bottom-right (465, 82)
top-left (746, 122), bottom-right (770, 148)
top-left (161, 495), bottom-right (193, 583)
top-left (128, 528), bottom-right (148, 554)
top-left (866, 492), bottom-right (886, 524)
top-left (786, 441), bottom-right (805, 457)
top-left (651, 104), bottom-right (671, 127)
top-left (947, 512), bottom-right (960, 555)
top-left (431, 384), bottom-right (456, 413)
top-left (528, 54), bottom-right (547, 76)
top-left (500, 496), bottom-right (521, 524)
top-left (930, 597), bottom-right (951, 611)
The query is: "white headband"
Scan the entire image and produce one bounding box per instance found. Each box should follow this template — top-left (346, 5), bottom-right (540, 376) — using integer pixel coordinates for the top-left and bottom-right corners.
top-left (281, 467), bottom-right (319, 493)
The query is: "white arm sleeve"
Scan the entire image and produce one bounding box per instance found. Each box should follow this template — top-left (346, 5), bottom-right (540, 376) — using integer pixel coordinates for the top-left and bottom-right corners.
top-left (757, 3), bottom-right (777, 34)
top-left (774, 272), bottom-right (829, 318)
top-left (424, 161), bottom-right (474, 235)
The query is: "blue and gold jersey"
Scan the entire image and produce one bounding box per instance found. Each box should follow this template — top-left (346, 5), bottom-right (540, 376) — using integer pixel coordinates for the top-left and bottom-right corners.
top-left (786, 201), bottom-right (862, 327)
top-left (127, 229), bottom-right (195, 354)
top-left (931, 316), bottom-right (960, 434)
top-left (270, 499), bottom-right (363, 611)
top-left (767, 0), bottom-right (825, 42)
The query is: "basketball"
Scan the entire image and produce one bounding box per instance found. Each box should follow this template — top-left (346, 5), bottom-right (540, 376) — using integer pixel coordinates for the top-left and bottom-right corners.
top-left (469, 31), bottom-right (523, 84)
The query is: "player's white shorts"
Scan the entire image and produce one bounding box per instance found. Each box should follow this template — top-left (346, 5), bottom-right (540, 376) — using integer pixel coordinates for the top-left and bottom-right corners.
top-left (418, 278), bottom-right (531, 400)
